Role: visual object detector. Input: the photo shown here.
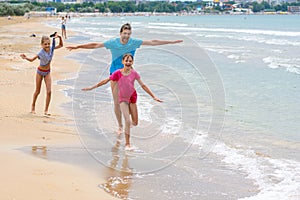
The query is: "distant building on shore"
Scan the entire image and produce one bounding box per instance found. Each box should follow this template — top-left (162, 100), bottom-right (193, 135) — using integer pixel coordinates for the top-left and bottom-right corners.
top-left (288, 6), bottom-right (300, 13)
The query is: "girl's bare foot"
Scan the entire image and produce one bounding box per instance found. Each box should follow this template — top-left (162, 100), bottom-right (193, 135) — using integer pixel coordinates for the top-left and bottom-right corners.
top-left (44, 112), bottom-right (51, 117)
top-left (31, 106), bottom-right (36, 114)
top-left (131, 121), bottom-right (137, 128)
top-left (125, 145), bottom-right (134, 151)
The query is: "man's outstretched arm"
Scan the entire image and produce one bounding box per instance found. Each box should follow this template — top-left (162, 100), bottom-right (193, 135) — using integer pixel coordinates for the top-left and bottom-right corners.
top-left (66, 42), bottom-right (105, 51)
top-left (142, 40), bottom-right (183, 46)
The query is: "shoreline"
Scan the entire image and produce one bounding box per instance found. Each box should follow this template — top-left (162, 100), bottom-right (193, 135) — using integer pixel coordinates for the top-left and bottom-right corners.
top-left (0, 16), bottom-right (117, 200)
top-left (26, 11), bottom-right (300, 18)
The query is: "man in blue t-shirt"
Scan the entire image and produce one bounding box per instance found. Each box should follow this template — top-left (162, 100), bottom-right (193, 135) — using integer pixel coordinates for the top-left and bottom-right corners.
top-left (103, 36), bottom-right (143, 75)
top-left (66, 23), bottom-right (183, 134)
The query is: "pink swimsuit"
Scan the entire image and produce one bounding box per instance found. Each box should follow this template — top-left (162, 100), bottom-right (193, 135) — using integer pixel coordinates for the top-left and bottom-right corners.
top-left (110, 69), bottom-right (140, 104)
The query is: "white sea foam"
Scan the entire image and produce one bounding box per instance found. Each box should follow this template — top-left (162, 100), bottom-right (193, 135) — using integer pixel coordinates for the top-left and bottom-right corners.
top-left (70, 27), bottom-right (114, 39)
top-left (189, 128), bottom-right (300, 200)
top-left (263, 56), bottom-right (300, 74)
top-left (137, 96), bottom-right (155, 122)
top-left (205, 45), bottom-right (249, 53)
top-left (235, 60), bottom-right (246, 63)
top-left (227, 54), bottom-right (246, 63)
top-left (148, 22), bottom-right (188, 27)
top-left (148, 25), bottom-right (300, 37)
top-left (286, 67), bottom-right (300, 74)
top-left (72, 20), bottom-right (114, 26)
top-left (228, 54), bottom-right (240, 60)
top-left (206, 141), bottom-right (300, 200)
top-left (237, 36), bottom-right (300, 46)
top-left (198, 33), bottom-right (300, 47)
top-left (132, 22), bottom-right (142, 25)
top-left (84, 27), bottom-right (98, 30)
top-left (148, 30), bottom-right (171, 35)
top-left (160, 117), bottom-right (182, 135)
top-left (137, 94), bottom-right (183, 135)
top-left (192, 133), bottom-right (208, 148)
top-left (205, 46), bottom-right (248, 64)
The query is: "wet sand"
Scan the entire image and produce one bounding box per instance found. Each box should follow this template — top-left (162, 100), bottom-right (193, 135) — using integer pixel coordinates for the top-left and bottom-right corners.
top-left (0, 16), bottom-right (117, 200)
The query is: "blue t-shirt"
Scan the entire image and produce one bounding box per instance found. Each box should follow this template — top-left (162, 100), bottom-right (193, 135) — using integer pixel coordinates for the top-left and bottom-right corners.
top-left (104, 37), bottom-right (143, 74)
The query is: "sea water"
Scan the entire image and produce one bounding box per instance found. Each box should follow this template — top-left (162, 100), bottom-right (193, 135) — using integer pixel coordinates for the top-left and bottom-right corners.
top-left (50, 15), bottom-right (300, 200)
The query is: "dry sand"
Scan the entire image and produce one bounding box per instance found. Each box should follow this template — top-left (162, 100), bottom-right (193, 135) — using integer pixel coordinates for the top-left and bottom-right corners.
top-left (0, 16), bottom-right (117, 200)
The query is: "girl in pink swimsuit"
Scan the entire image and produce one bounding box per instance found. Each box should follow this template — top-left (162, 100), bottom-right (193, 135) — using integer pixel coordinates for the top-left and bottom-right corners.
top-left (82, 54), bottom-right (162, 150)
top-left (20, 33), bottom-right (63, 116)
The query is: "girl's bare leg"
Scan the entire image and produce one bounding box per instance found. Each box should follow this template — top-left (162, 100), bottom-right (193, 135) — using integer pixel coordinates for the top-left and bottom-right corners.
top-left (111, 81), bottom-right (123, 134)
top-left (129, 103), bottom-right (138, 126)
top-left (31, 73), bottom-right (43, 114)
top-left (120, 102), bottom-right (131, 148)
top-left (44, 74), bottom-right (52, 115)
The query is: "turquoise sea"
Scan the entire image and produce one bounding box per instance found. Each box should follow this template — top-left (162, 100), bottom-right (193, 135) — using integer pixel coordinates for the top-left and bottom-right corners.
top-left (49, 15), bottom-right (300, 200)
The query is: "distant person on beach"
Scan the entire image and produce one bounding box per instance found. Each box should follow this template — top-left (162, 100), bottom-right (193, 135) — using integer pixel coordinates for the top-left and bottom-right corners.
top-left (82, 53), bottom-right (162, 150)
top-left (66, 23), bottom-right (182, 134)
top-left (61, 16), bottom-right (67, 39)
top-left (20, 33), bottom-right (63, 116)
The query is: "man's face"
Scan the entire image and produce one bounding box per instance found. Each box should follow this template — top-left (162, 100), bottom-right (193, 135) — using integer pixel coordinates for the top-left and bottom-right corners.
top-left (120, 29), bottom-right (131, 44)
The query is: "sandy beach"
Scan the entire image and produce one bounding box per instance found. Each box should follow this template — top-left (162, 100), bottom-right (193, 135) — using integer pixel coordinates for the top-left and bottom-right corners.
top-left (0, 16), bottom-right (117, 200)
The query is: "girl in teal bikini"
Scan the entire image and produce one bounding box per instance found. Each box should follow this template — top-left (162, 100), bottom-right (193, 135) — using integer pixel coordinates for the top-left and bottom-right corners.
top-left (20, 33), bottom-right (63, 116)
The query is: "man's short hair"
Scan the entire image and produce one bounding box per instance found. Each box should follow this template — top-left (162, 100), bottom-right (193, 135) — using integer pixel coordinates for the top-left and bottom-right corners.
top-left (120, 23), bottom-right (131, 33)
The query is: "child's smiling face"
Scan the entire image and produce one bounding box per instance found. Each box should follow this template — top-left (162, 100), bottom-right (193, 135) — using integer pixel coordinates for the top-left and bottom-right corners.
top-left (41, 39), bottom-right (51, 52)
top-left (122, 55), bottom-right (133, 68)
